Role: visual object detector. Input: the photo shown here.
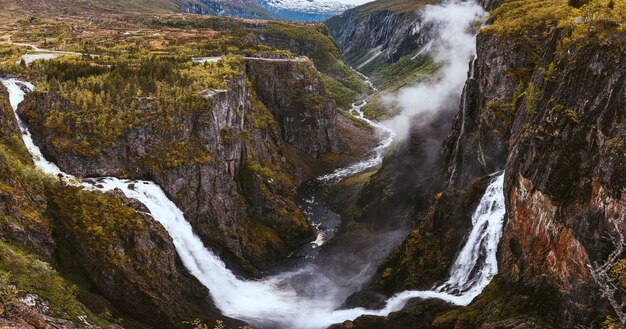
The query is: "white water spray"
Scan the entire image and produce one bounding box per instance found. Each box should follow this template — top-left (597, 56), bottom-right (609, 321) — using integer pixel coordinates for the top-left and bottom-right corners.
top-left (3, 76), bottom-right (505, 329)
top-left (1, 2), bottom-right (501, 326)
top-left (383, 0), bottom-right (486, 141)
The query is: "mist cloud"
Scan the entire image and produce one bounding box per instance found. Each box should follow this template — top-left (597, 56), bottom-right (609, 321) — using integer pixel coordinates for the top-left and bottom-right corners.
top-left (383, 1), bottom-right (486, 141)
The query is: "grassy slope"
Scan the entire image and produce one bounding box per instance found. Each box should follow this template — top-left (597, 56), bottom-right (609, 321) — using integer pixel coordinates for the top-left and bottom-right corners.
top-left (353, 0), bottom-right (439, 16)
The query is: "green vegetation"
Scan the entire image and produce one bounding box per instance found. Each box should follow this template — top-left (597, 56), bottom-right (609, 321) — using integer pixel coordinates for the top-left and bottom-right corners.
top-left (323, 75), bottom-right (360, 110)
top-left (46, 184), bottom-right (146, 265)
top-left (184, 319), bottom-right (253, 329)
top-left (352, 0), bottom-right (440, 17)
top-left (146, 16), bottom-right (371, 105)
top-left (0, 86), bottom-right (148, 327)
top-left (0, 121), bottom-right (112, 326)
top-left (360, 52), bottom-right (439, 90)
top-left (484, 0), bottom-right (626, 50)
top-left (356, 52), bottom-right (440, 120)
top-left (524, 82), bottom-right (538, 115)
top-left (2, 13), bottom-right (371, 122)
top-left (0, 44), bottom-right (28, 76)
top-left (611, 258), bottom-right (626, 297)
top-left (433, 277), bottom-right (555, 327)
top-left (21, 55), bottom-right (242, 161)
top-left (0, 240), bottom-right (111, 326)
top-left (259, 21), bottom-right (370, 102)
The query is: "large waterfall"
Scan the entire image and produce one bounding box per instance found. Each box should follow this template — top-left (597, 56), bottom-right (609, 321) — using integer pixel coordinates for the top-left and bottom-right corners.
top-left (3, 77), bottom-right (505, 328)
top-left (1, 1), bottom-right (504, 327)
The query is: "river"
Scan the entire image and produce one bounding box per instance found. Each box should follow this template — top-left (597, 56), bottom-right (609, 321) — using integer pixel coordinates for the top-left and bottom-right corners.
top-left (0, 1), bottom-right (506, 327)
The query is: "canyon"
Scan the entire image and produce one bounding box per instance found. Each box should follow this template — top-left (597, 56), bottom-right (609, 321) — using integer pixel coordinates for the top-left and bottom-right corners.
top-left (0, 0), bottom-right (624, 328)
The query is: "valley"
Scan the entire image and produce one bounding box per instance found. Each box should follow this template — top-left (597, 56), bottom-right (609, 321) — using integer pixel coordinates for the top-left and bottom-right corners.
top-left (0, 0), bottom-right (625, 328)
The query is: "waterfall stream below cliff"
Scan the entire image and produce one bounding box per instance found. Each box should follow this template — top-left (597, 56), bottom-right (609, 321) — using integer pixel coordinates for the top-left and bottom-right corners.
top-left (3, 76), bottom-right (505, 328)
top-left (1, 2), bottom-right (503, 327)
top-left (294, 95), bottom-right (397, 258)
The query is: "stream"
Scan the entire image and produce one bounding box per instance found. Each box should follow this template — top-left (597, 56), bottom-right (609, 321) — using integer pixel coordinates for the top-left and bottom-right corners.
top-left (294, 95), bottom-right (397, 258)
top-left (0, 2), bottom-right (504, 327)
top-left (2, 74), bottom-right (504, 329)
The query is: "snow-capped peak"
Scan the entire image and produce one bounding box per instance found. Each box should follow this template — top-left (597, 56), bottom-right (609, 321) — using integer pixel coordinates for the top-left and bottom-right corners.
top-left (260, 0), bottom-right (354, 16)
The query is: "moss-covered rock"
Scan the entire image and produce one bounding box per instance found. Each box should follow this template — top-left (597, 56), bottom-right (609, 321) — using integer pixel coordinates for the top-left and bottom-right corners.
top-left (366, 177), bottom-right (490, 296)
top-left (244, 57), bottom-right (348, 157)
top-left (18, 62), bottom-right (316, 272)
top-left (1, 81), bottom-right (243, 328)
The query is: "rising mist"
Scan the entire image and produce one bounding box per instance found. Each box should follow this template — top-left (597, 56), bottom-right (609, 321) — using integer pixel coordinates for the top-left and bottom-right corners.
top-left (383, 0), bottom-right (486, 142)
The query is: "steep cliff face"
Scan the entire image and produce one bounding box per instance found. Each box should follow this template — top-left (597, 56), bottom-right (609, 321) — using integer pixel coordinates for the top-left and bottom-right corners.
top-left (244, 58), bottom-right (347, 157)
top-left (20, 73), bottom-right (312, 273)
top-left (441, 31), bottom-right (531, 188)
top-left (335, 0), bottom-right (625, 327)
top-left (19, 57), bottom-right (353, 273)
top-left (47, 186), bottom-right (229, 329)
top-left (440, 2), bottom-right (626, 326)
top-left (0, 84), bottom-right (233, 328)
top-left (366, 176), bottom-right (490, 297)
top-left (326, 6), bottom-right (434, 69)
top-left (0, 85), bottom-right (55, 260)
top-left (497, 25), bottom-right (625, 326)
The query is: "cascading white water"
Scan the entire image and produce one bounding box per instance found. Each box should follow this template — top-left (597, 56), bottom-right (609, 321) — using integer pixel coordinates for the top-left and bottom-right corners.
top-left (3, 77), bottom-right (506, 329)
top-left (316, 96), bottom-right (396, 184)
top-left (382, 1), bottom-right (486, 142)
top-left (1, 1), bottom-right (503, 326)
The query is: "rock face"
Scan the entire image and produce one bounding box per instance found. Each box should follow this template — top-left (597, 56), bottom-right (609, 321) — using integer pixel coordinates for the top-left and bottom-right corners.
top-left (496, 27), bottom-right (626, 326)
top-left (19, 58), bottom-right (349, 273)
top-left (244, 58), bottom-right (347, 157)
top-left (20, 75), bottom-right (303, 273)
top-left (366, 177), bottom-right (490, 296)
top-left (47, 186), bottom-right (230, 329)
top-left (441, 32), bottom-right (526, 189)
top-left (438, 13), bottom-right (626, 329)
top-left (0, 84), bottom-right (56, 260)
top-left (332, 0), bottom-right (625, 327)
top-left (0, 84), bottom-right (234, 328)
top-left (326, 6), bottom-right (434, 70)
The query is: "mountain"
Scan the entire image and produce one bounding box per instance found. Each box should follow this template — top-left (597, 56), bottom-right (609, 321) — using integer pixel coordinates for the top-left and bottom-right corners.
top-left (0, 0), bottom-right (356, 22)
top-left (0, 0), bottom-right (177, 16)
top-left (0, 12), bottom-right (374, 327)
top-left (258, 0), bottom-right (354, 21)
top-left (330, 0), bottom-right (626, 327)
top-left (0, 0), bottom-right (273, 20)
top-left (1, 0), bottom-right (625, 327)
top-left (326, 0), bottom-right (439, 88)
top-left (182, 0), bottom-right (273, 19)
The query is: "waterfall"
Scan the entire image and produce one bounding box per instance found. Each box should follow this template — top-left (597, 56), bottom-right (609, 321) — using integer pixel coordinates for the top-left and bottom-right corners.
top-left (1, 1), bottom-right (501, 326)
top-left (3, 77), bottom-right (506, 328)
top-left (448, 55), bottom-right (479, 187)
top-left (327, 172), bottom-right (506, 320)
